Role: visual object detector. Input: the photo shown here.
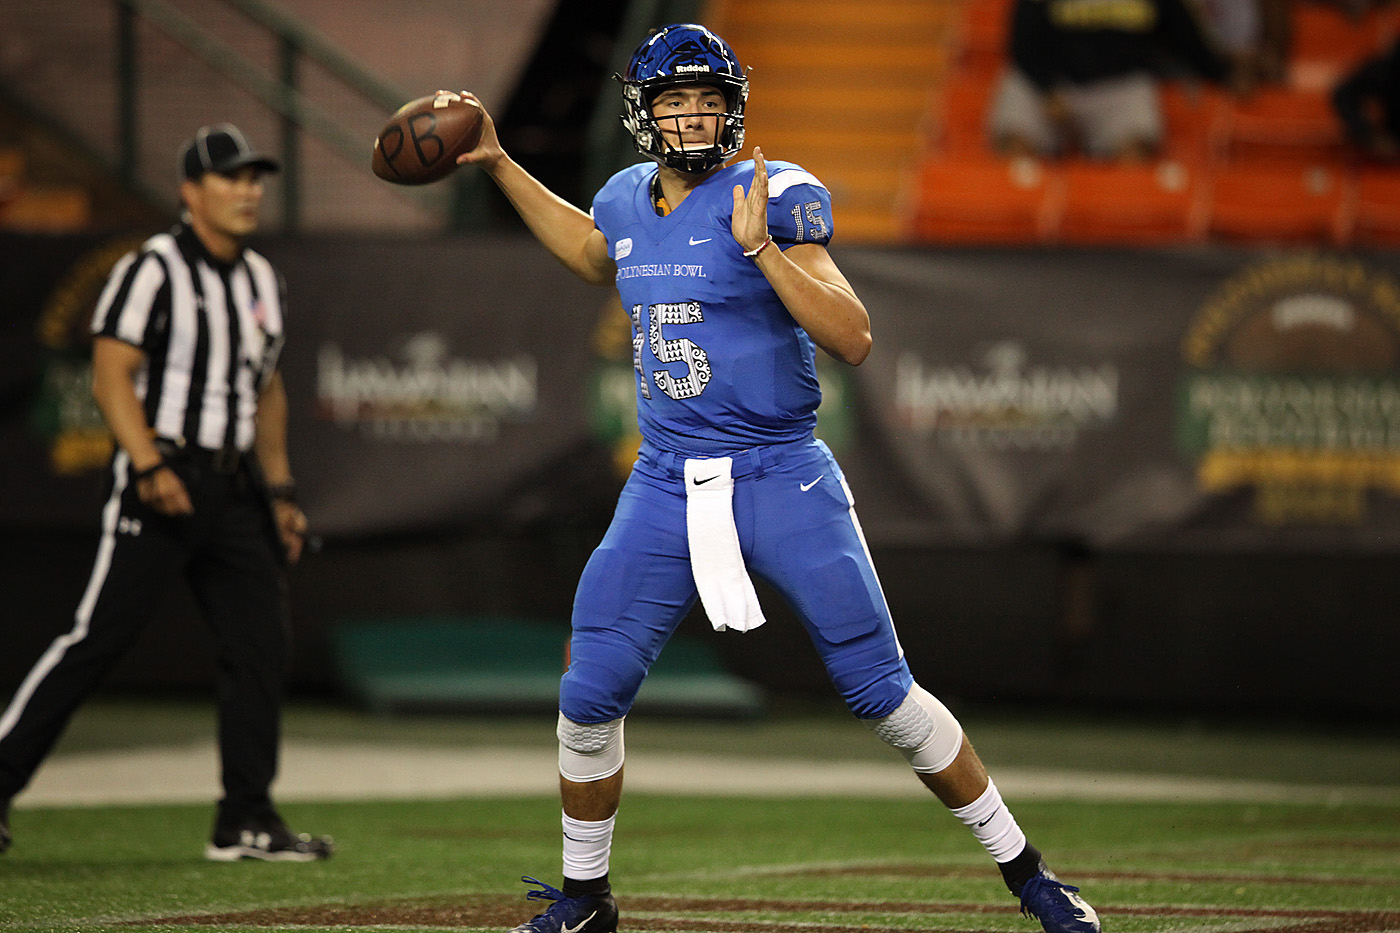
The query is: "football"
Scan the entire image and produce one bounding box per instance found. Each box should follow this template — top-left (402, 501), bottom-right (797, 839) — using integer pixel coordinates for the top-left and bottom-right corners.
top-left (371, 91), bottom-right (483, 185)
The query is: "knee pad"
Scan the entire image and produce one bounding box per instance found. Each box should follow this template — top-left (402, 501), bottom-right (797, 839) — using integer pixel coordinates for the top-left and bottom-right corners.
top-left (865, 682), bottom-right (963, 774)
top-left (557, 713), bottom-right (625, 782)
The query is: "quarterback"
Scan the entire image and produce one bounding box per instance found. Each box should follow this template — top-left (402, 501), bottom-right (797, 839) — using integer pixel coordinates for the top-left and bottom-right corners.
top-left (457, 22), bottom-right (1101, 933)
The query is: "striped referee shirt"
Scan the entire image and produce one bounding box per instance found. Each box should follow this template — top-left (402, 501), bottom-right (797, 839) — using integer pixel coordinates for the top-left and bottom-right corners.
top-left (90, 223), bottom-right (286, 454)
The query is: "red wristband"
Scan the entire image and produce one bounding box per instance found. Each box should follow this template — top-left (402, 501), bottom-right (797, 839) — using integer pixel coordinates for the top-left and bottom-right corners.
top-left (743, 235), bottom-right (773, 259)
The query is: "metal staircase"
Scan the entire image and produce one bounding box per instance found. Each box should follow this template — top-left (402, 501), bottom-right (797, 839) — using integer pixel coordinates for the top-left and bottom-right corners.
top-left (0, 0), bottom-right (559, 233)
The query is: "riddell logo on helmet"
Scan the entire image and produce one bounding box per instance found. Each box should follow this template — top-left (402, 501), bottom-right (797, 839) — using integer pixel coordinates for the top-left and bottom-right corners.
top-left (675, 64), bottom-right (711, 72)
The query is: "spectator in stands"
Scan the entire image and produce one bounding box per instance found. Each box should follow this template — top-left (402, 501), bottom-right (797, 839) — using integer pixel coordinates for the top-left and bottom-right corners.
top-left (988, 0), bottom-right (1237, 161)
top-left (1193, 0), bottom-right (1290, 88)
top-left (1332, 35), bottom-right (1400, 161)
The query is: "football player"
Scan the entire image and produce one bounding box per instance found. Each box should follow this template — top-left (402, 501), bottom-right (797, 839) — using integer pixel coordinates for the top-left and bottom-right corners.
top-left (457, 23), bottom-right (1100, 933)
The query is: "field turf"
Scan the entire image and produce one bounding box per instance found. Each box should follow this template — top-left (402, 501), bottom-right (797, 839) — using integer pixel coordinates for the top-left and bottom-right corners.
top-left (0, 697), bottom-right (1396, 933)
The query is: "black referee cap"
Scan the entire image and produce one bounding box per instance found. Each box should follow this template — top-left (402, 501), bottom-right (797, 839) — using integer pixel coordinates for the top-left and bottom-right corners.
top-left (179, 124), bottom-right (280, 181)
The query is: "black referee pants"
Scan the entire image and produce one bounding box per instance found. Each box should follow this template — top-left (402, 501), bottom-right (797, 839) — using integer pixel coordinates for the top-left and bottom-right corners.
top-left (0, 450), bottom-right (289, 825)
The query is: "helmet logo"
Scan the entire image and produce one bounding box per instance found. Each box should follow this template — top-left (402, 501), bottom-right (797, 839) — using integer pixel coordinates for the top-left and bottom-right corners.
top-left (667, 40), bottom-right (715, 75)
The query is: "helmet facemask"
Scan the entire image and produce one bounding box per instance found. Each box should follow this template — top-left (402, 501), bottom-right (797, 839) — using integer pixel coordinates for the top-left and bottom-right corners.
top-left (618, 24), bottom-right (749, 174)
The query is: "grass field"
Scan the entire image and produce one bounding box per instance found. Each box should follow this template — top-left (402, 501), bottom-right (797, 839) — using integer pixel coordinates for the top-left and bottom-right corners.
top-left (1, 697), bottom-right (1397, 932)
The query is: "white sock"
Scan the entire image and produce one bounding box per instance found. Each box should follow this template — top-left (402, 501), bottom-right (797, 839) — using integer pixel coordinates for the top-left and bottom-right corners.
top-left (562, 812), bottom-right (615, 881)
top-left (949, 779), bottom-right (1027, 863)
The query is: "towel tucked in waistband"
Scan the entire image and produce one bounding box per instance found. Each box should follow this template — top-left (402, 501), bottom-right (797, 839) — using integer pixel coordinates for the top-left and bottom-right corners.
top-left (683, 456), bottom-right (766, 633)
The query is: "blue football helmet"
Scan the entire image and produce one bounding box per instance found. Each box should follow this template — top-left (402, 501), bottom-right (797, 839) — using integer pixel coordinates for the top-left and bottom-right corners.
top-left (619, 23), bottom-right (748, 174)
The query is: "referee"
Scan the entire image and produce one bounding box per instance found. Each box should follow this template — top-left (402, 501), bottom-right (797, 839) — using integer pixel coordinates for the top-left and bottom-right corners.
top-left (0, 124), bottom-right (331, 861)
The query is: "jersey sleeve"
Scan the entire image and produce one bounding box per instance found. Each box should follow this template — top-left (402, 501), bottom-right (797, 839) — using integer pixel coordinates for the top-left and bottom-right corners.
top-left (590, 192), bottom-right (613, 256)
top-left (766, 166), bottom-right (834, 248)
top-left (592, 164), bottom-right (648, 257)
top-left (90, 248), bottom-right (170, 350)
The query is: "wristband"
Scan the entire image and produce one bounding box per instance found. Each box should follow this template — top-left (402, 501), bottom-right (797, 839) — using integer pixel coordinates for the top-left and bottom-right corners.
top-left (743, 235), bottom-right (773, 259)
top-left (267, 481), bottom-right (298, 504)
top-left (132, 460), bottom-right (168, 482)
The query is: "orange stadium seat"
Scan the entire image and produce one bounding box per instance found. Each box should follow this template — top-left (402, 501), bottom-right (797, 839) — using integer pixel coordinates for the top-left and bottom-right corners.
top-left (909, 154), bottom-right (1062, 244)
top-left (1351, 168), bottom-right (1400, 247)
top-left (1218, 86), bottom-right (1348, 165)
top-left (0, 185), bottom-right (91, 233)
top-left (931, 73), bottom-right (998, 157)
top-left (1207, 161), bottom-right (1352, 245)
top-left (956, 0), bottom-right (1014, 76)
top-left (1058, 159), bottom-right (1208, 245)
top-left (1288, 1), bottom-right (1400, 88)
top-left (1158, 83), bottom-right (1229, 165)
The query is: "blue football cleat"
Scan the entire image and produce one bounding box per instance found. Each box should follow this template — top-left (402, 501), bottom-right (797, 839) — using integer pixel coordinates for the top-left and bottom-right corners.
top-left (1017, 863), bottom-right (1101, 933)
top-left (508, 876), bottom-right (618, 933)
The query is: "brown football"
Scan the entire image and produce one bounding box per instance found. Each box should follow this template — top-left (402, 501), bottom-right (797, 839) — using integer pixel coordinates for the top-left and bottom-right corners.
top-left (371, 91), bottom-right (483, 185)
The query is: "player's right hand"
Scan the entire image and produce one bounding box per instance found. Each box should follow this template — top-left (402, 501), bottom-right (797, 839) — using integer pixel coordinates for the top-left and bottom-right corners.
top-left (453, 91), bottom-right (504, 170)
top-left (138, 466), bottom-right (194, 516)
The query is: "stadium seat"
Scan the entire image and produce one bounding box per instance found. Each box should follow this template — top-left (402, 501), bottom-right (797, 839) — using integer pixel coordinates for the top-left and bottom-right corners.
top-left (1351, 168), bottom-right (1400, 247)
top-left (1206, 161), bottom-right (1352, 245)
top-left (0, 186), bottom-right (91, 233)
top-left (955, 0), bottom-right (1013, 76)
top-left (1158, 83), bottom-right (1228, 165)
top-left (1057, 158), bottom-right (1207, 245)
top-left (908, 154), bottom-right (1062, 244)
top-left (1288, 1), bottom-right (1400, 89)
top-left (931, 72), bottom-right (998, 157)
top-left (1217, 86), bottom-right (1348, 165)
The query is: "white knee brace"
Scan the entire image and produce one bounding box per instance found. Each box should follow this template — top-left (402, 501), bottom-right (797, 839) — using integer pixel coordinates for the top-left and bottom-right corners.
top-left (866, 683), bottom-right (964, 774)
top-left (557, 713), bottom-right (625, 782)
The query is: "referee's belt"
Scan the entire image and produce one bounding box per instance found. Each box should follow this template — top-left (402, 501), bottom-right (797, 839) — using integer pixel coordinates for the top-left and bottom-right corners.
top-left (154, 437), bottom-right (247, 475)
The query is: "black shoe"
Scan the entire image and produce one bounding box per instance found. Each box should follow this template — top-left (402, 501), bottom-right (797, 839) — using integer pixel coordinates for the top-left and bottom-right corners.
top-left (0, 799), bottom-right (10, 854)
top-left (205, 818), bottom-right (333, 862)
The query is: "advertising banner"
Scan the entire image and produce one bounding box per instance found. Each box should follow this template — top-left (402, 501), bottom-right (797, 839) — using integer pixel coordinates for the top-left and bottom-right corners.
top-left (2, 232), bottom-right (620, 535)
top-left (262, 237), bottom-right (616, 536)
top-left (6, 233), bottom-right (1400, 550)
top-left (836, 247), bottom-right (1400, 550)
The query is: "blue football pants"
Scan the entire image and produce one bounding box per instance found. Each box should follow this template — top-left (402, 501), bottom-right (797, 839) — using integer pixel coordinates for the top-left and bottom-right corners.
top-left (562, 438), bottom-right (914, 724)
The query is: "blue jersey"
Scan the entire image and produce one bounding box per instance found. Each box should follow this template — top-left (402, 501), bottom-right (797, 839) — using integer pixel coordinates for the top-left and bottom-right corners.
top-left (592, 160), bottom-right (835, 456)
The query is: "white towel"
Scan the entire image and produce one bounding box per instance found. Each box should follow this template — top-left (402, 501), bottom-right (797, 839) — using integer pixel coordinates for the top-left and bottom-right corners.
top-left (683, 456), bottom-right (767, 633)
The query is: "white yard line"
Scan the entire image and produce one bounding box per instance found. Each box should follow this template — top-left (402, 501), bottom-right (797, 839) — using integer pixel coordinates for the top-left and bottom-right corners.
top-left (12, 740), bottom-right (1400, 808)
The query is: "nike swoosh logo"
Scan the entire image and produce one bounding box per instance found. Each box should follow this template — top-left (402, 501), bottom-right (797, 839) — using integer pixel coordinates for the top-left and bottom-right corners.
top-left (688, 236), bottom-right (712, 245)
top-left (799, 475), bottom-right (824, 492)
top-left (976, 806), bottom-right (1000, 827)
top-left (561, 911), bottom-right (597, 933)
top-left (693, 475), bottom-right (720, 485)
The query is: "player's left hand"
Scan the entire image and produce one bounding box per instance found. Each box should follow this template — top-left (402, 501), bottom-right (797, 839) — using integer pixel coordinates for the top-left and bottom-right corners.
top-left (274, 500), bottom-right (308, 565)
top-left (732, 146), bottom-right (770, 254)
